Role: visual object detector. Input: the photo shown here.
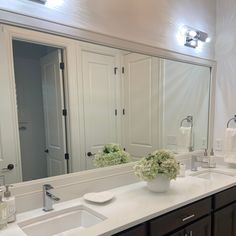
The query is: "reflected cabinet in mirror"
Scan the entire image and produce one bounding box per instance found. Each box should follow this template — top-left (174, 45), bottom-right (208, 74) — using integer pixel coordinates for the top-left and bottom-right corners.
top-left (0, 25), bottom-right (212, 184)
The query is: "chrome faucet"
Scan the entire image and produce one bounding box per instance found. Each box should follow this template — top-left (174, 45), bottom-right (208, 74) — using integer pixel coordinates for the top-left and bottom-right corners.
top-left (43, 184), bottom-right (60, 212)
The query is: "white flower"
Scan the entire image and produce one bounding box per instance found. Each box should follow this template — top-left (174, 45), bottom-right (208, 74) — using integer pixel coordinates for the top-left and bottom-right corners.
top-left (134, 150), bottom-right (180, 181)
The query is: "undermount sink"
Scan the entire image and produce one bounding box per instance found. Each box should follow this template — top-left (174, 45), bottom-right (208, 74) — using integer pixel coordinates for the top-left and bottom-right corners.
top-left (18, 205), bottom-right (106, 236)
top-left (190, 169), bottom-right (236, 180)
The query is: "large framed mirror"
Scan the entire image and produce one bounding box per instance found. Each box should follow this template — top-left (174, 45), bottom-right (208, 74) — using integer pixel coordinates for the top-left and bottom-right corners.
top-left (0, 24), bottom-right (214, 185)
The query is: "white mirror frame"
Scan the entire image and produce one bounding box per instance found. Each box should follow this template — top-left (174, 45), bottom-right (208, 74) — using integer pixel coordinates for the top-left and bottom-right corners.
top-left (0, 10), bottom-right (216, 197)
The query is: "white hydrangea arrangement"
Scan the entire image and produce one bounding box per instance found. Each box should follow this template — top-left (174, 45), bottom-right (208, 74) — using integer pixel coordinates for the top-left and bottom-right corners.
top-left (94, 144), bottom-right (131, 168)
top-left (134, 150), bottom-right (179, 181)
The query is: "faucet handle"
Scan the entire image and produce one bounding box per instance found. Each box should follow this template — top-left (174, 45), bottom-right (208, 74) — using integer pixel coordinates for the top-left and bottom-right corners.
top-left (43, 184), bottom-right (54, 191)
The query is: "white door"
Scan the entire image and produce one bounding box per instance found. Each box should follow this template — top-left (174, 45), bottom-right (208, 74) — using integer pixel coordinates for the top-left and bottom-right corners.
top-left (0, 128), bottom-right (20, 184)
top-left (40, 50), bottom-right (67, 177)
top-left (0, 31), bottom-right (22, 184)
top-left (123, 53), bottom-right (159, 158)
top-left (82, 51), bottom-right (117, 169)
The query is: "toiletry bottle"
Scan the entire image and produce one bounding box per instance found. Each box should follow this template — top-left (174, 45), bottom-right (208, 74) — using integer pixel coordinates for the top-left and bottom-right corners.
top-left (179, 163), bottom-right (186, 177)
top-left (0, 190), bottom-right (7, 229)
top-left (3, 185), bottom-right (16, 223)
top-left (209, 148), bottom-right (216, 168)
top-left (202, 149), bottom-right (209, 167)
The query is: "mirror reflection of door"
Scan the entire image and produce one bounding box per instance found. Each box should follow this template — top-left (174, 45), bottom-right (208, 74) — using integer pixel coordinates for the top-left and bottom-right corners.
top-left (82, 50), bottom-right (118, 170)
top-left (12, 40), bottom-right (69, 181)
top-left (123, 53), bottom-right (159, 158)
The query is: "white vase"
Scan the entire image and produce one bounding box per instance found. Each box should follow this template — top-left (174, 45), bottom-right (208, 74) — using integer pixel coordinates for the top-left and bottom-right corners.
top-left (146, 174), bottom-right (170, 192)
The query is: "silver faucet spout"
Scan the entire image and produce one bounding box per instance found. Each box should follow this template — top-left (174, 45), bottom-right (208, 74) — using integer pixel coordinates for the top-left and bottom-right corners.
top-left (46, 191), bottom-right (60, 201)
top-left (43, 184), bottom-right (60, 212)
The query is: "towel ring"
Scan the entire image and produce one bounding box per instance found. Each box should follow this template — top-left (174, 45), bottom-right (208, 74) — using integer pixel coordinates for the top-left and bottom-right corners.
top-left (227, 115), bottom-right (236, 128)
top-left (180, 115), bottom-right (193, 128)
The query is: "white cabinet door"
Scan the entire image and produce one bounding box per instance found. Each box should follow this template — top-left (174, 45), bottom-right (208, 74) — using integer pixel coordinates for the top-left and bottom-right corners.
top-left (123, 53), bottom-right (159, 158)
top-left (41, 50), bottom-right (67, 177)
top-left (82, 51), bottom-right (117, 169)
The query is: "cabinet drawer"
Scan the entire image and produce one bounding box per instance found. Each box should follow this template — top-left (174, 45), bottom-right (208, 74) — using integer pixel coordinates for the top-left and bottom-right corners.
top-left (150, 197), bottom-right (211, 236)
top-left (213, 186), bottom-right (236, 210)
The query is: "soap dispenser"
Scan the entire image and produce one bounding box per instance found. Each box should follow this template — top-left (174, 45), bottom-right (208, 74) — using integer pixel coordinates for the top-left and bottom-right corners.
top-left (0, 190), bottom-right (7, 229)
top-left (3, 185), bottom-right (16, 223)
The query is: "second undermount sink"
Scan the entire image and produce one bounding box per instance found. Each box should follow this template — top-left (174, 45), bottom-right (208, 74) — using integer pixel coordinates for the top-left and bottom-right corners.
top-left (190, 169), bottom-right (236, 180)
top-left (18, 205), bottom-right (106, 236)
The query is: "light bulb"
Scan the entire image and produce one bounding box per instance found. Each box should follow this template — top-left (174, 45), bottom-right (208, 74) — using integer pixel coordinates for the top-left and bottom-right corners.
top-left (189, 30), bottom-right (197, 37)
top-left (205, 37), bottom-right (211, 43)
top-left (179, 26), bottom-right (188, 36)
top-left (190, 40), bottom-right (197, 47)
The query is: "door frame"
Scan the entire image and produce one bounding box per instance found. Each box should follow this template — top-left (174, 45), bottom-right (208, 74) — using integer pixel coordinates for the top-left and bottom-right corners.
top-left (0, 25), bottom-right (80, 179)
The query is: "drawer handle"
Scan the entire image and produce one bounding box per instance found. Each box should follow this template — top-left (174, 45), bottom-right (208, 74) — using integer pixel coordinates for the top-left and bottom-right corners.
top-left (182, 214), bottom-right (195, 222)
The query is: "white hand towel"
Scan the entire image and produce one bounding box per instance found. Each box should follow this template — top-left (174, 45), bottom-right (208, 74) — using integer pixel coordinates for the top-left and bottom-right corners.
top-left (224, 128), bottom-right (236, 164)
top-left (177, 127), bottom-right (192, 153)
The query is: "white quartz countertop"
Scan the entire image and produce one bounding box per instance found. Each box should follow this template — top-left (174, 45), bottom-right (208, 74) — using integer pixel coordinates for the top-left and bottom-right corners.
top-left (1, 166), bottom-right (236, 236)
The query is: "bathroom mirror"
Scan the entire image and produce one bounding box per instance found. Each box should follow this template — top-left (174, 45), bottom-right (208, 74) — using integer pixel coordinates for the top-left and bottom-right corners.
top-left (0, 25), bottom-right (212, 185)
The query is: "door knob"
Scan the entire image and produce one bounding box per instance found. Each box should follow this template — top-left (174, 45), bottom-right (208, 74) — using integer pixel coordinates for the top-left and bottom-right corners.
top-left (2, 164), bottom-right (14, 171)
top-left (87, 152), bottom-right (95, 157)
top-left (44, 149), bottom-right (49, 153)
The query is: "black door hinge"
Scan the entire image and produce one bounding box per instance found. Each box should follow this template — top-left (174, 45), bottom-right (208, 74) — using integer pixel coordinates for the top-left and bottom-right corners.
top-left (60, 62), bottom-right (65, 70)
top-left (114, 67), bottom-right (118, 75)
top-left (122, 109), bottom-right (125, 115)
top-left (115, 109), bottom-right (117, 116)
top-left (122, 67), bottom-right (125, 74)
top-left (62, 109), bottom-right (67, 116)
top-left (65, 153), bottom-right (69, 160)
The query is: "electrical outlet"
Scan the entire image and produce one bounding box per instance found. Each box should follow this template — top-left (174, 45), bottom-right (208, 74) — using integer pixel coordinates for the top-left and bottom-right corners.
top-left (215, 139), bottom-right (223, 151)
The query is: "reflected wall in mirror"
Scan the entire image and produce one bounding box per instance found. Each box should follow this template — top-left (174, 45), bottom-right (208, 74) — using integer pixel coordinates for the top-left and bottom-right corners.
top-left (162, 60), bottom-right (210, 153)
top-left (0, 26), bottom-right (212, 184)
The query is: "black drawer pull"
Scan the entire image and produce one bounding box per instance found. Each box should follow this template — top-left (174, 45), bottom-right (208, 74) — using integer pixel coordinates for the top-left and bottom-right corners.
top-left (182, 214), bottom-right (195, 222)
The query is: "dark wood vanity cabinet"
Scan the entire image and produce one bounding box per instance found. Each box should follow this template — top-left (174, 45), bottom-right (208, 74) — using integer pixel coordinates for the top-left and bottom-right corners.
top-left (113, 224), bottom-right (147, 236)
top-left (213, 203), bottom-right (236, 236)
top-left (184, 216), bottom-right (211, 236)
top-left (114, 186), bottom-right (236, 236)
top-left (149, 198), bottom-right (211, 236)
top-left (213, 186), bottom-right (236, 236)
top-left (168, 216), bottom-right (211, 236)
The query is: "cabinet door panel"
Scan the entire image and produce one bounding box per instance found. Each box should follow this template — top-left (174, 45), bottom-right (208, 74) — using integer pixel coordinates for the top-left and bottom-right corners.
top-left (185, 216), bottom-right (211, 236)
top-left (214, 203), bottom-right (236, 236)
top-left (168, 229), bottom-right (185, 236)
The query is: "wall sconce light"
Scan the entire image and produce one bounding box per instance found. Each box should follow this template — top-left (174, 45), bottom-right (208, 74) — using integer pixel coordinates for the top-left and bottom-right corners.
top-left (180, 26), bottom-right (211, 48)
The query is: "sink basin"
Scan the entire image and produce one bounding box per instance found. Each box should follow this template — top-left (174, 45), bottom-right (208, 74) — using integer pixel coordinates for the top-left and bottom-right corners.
top-left (190, 169), bottom-right (236, 180)
top-left (18, 205), bottom-right (106, 236)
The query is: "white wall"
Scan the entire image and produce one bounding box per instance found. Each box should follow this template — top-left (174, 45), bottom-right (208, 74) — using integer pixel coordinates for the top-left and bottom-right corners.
top-left (14, 53), bottom-right (47, 181)
top-left (0, 0), bottom-right (216, 60)
top-left (214, 0), bottom-right (236, 155)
